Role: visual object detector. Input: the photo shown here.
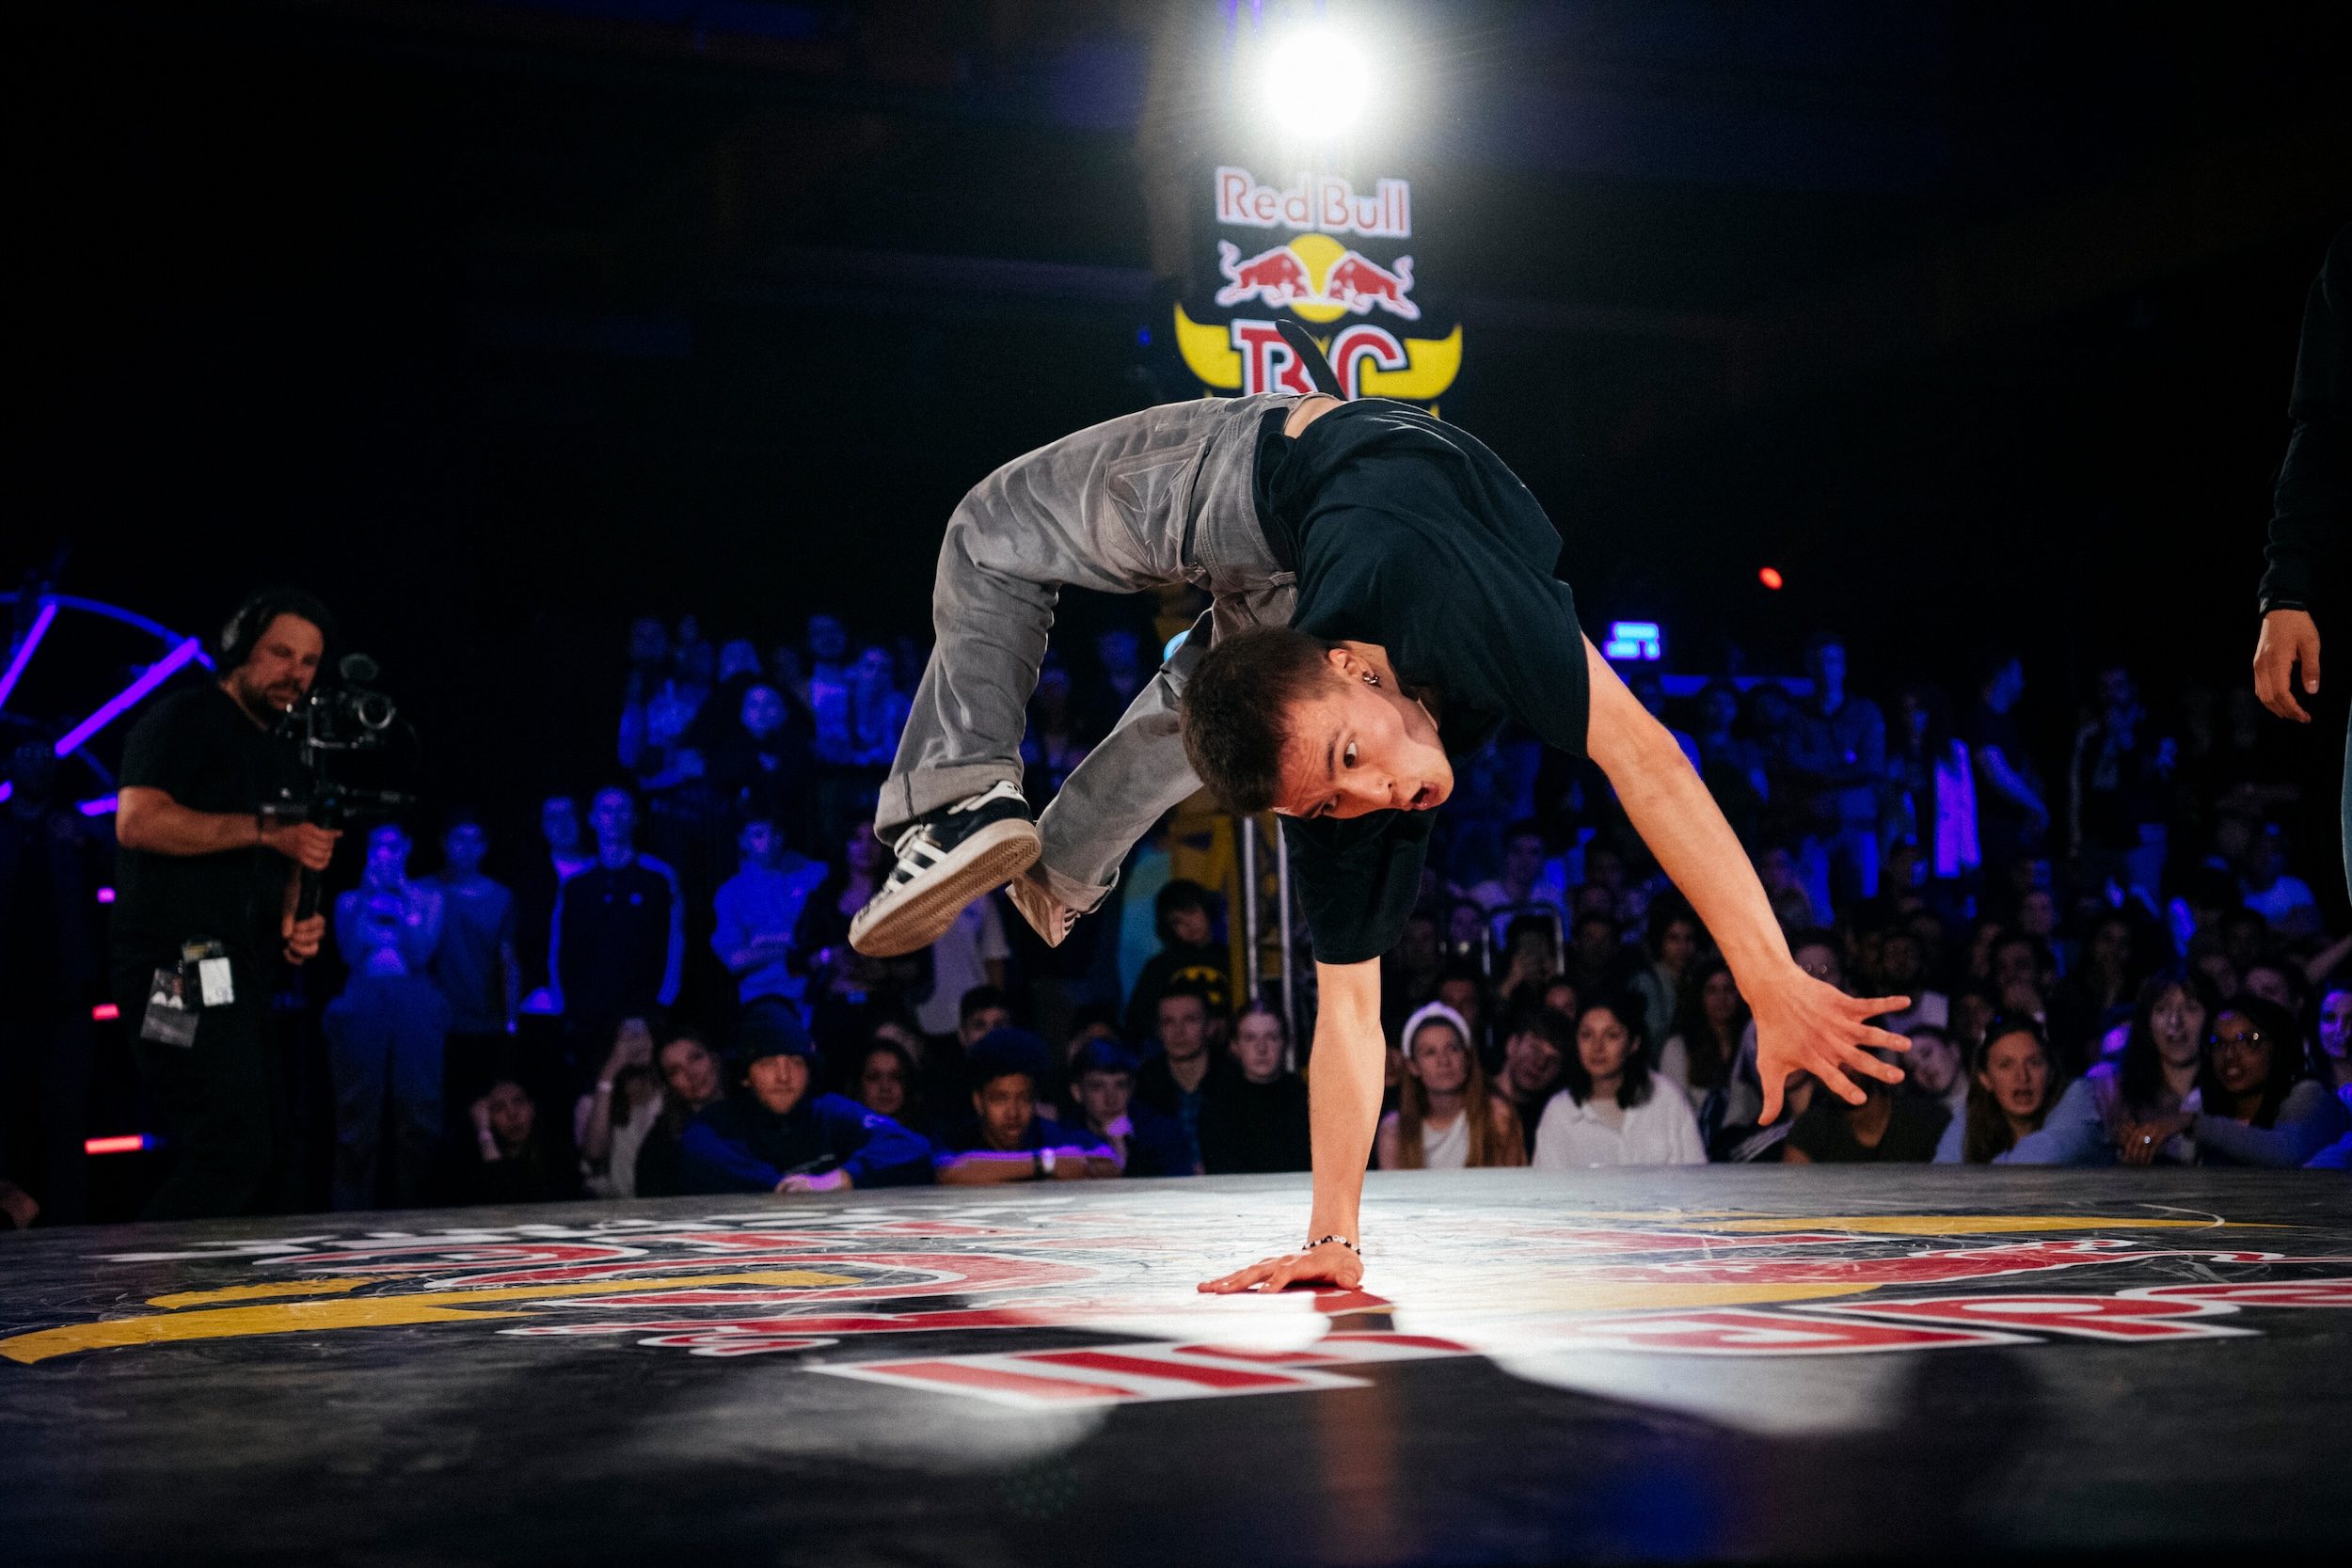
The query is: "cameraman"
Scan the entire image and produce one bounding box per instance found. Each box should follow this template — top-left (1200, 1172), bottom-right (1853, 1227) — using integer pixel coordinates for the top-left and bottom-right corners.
top-left (112, 589), bottom-right (341, 1219)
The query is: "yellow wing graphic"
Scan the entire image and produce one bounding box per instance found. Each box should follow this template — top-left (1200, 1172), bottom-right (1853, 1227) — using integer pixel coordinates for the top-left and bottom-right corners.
top-left (1174, 305), bottom-right (1242, 389)
top-left (1359, 325), bottom-right (1462, 402)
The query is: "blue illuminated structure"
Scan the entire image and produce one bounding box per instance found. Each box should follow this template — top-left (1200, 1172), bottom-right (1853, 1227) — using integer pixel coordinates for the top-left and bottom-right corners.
top-left (1603, 620), bottom-right (1663, 661)
top-left (0, 593), bottom-right (215, 812)
top-left (0, 599), bottom-right (58, 711)
top-left (51, 638), bottom-right (203, 755)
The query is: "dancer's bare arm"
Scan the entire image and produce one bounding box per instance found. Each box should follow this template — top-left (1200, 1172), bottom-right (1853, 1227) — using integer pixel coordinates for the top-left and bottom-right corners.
top-left (1198, 958), bottom-right (1378, 1293)
top-left (1581, 636), bottom-right (1908, 1120)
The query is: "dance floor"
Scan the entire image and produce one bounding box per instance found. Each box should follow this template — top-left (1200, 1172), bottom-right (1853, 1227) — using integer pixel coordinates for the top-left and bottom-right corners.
top-left (3, 1167), bottom-right (2346, 1565)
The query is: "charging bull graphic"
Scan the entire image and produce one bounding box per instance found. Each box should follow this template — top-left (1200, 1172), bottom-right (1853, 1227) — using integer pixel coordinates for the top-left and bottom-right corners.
top-left (7, 1202), bottom-right (2349, 1411)
top-left (1216, 242), bottom-right (1420, 321)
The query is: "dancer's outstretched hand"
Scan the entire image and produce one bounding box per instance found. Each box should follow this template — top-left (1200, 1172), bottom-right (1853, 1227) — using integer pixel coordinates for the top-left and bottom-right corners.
top-left (1752, 965), bottom-right (1911, 1122)
top-left (1199, 1240), bottom-right (1364, 1295)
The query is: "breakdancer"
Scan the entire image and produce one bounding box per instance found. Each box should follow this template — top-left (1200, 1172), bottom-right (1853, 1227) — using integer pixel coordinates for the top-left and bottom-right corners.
top-left (853, 386), bottom-right (1908, 1292)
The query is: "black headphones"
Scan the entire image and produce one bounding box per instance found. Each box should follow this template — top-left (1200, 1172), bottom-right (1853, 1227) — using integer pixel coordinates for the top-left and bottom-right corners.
top-left (218, 587), bottom-right (337, 672)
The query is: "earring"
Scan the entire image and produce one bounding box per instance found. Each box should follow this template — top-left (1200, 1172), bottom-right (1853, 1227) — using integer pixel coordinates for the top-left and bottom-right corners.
top-left (1363, 673), bottom-right (1379, 688)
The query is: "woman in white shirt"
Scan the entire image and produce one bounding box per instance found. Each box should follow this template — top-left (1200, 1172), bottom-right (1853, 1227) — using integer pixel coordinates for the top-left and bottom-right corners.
top-left (1534, 992), bottom-right (1708, 1168)
top-left (1375, 1002), bottom-right (1526, 1170)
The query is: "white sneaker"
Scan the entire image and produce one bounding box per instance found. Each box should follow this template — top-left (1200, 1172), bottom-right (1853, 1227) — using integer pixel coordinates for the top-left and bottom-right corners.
top-left (848, 781), bottom-right (1040, 958)
top-left (1007, 865), bottom-right (1081, 949)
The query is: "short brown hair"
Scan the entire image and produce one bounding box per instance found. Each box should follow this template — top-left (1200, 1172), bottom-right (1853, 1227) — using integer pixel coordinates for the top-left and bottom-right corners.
top-left (1180, 626), bottom-right (1335, 812)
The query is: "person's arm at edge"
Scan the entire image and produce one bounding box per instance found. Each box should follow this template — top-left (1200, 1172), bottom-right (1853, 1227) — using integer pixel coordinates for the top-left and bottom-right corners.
top-left (1975, 743), bottom-right (2047, 819)
top-left (833, 1101), bottom-right (933, 1187)
top-left (117, 785), bottom-right (335, 865)
top-left (677, 1120), bottom-right (783, 1193)
top-left (2253, 231), bottom-right (2344, 723)
top-left (934, 1148), bottom-right (1050, 1184)
top-left (2190, 1082), bottom-right (2350, 1168)
top-left (711, 884), bottom-right (773, 978)
top-left (1994, 1076), bottom-right (2106, 1165)
top-left (1932, 1110), bottom-right (1965, 1164)
top-left (1580, 637), bottom-right (1908, 1121)
top-left (1198, 957), bottom-right (1381, 1292)
top-left (1041, 1123), bottom-right (1123, 1179)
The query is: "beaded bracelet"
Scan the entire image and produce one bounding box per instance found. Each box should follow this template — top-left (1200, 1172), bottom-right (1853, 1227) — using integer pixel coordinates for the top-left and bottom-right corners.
top-left (1305, 1235), bottom-right (1360, 1256)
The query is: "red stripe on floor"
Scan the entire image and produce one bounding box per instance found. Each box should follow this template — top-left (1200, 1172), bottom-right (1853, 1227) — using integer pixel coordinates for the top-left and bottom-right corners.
top-left (870, 1360), bottom-right (1135, 1401)
top-left (1029, 1350), bottom-right (1299, 1389)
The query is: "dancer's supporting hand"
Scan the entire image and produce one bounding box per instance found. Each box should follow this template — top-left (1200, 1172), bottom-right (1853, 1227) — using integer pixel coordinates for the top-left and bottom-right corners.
top-left (2253, 608), bottom-right (2321, 723)
top-left (1198, 1239), bottom-right (1363, 1295)
top-left (1751, 966), bottom-right (1913, 1123)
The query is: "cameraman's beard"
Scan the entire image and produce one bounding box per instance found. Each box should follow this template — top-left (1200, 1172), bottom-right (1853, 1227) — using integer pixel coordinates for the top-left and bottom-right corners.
top-left (230, 673), bottom-right (299, 726)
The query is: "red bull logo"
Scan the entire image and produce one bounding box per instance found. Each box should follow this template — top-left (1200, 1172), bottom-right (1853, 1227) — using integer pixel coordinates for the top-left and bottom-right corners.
top-left (1213, 242), bottom-right (1315, 310)
top-left (1324, 251), bottom-right (1419, 320)
top-left (1184, 309), bottom-right (1456, 401)
top-left (1215, 241), bottom-right (1420, 321)
top-left (1181, 163), bottom-right (1457, 404)
top-left (1214, 166), bottom-right (1410, 239)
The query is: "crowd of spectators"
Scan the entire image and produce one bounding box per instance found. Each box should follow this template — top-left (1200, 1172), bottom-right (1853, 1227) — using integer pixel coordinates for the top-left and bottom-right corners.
top-left (4, 611), bottom-right (2349, 1227)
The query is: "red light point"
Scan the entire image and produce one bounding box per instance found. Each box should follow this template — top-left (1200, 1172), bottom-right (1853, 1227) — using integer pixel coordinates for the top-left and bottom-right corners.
top-left (1758, 566), bottom-right (1785, 591)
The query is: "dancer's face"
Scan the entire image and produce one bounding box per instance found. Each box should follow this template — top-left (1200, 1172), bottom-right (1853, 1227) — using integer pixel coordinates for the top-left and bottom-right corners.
top-left (1273, 646), bottom-right (1452, 820)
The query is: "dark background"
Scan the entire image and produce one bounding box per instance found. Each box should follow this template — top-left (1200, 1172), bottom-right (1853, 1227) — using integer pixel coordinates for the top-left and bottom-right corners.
top-left (8, 0), bottom-right (2350, 842)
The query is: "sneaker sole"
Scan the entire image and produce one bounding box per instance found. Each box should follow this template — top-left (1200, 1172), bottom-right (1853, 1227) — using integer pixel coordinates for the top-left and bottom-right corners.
top-left (849, 819), bottom-right (1041, 958)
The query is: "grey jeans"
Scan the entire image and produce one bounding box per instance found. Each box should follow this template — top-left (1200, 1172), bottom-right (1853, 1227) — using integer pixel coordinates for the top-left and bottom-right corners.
top-left (880, 394), bottom-right (1301, 911)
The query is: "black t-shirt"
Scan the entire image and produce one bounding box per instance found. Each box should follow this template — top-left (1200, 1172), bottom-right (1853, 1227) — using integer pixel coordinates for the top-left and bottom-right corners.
top-left (113, 685), bottom-right (303, 960)
top-left (1255, 400), bottom-right (1591, 964)
top-left (554, 860), bottom-right (676, 1025)
top-left (1786, 1093), bottom-right (1949, 1164)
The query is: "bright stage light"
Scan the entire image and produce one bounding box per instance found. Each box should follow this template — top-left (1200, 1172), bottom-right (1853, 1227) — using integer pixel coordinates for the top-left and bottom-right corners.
top-left (1260, 27), bottom-right (1375, 137)
top-left (1758, 566), bottom-right (1786, 591)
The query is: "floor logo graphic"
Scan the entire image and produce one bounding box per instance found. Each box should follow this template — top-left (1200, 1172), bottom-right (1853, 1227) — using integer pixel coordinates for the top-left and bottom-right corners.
top-left (7, 1203), bottom-right (2347, 1408)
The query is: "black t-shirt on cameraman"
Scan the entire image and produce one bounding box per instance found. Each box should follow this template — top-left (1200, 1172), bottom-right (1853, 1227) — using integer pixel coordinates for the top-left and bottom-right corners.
top-left (113, 684), bottom-right (303, 963)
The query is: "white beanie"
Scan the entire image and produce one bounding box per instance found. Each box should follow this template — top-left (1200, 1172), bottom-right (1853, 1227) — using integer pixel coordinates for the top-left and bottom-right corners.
top-left (1398, 1000), bottom-right (1474, 1053)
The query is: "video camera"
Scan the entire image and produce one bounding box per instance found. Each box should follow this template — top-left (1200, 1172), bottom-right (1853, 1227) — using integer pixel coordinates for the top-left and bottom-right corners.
top-left (262, 652), bottom-right (419, 922)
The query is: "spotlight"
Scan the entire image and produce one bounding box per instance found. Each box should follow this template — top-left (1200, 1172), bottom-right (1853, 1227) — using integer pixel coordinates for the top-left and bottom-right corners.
top-left (1758, 566), bottom-right (1786, 591)
top-left (1261, 26), bottom-right (1374, 137)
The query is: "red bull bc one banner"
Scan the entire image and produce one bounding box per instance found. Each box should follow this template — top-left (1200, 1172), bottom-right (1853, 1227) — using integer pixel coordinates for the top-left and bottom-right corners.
top-left (1174, 164), bottom-right (1462, 405)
